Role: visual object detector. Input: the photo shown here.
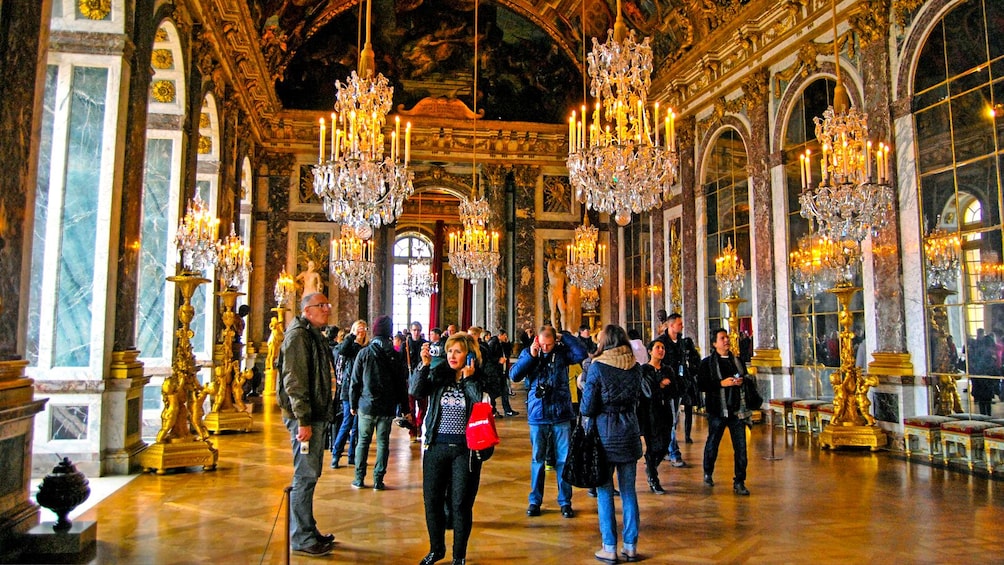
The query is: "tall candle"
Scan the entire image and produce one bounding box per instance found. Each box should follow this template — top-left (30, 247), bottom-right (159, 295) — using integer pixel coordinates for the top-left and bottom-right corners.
top-left (405, 122), bottom-right (411, 165)
top-left (395, 116), bottom-right (401, 162)
top-left (319, 118), bottom-right (326, 163)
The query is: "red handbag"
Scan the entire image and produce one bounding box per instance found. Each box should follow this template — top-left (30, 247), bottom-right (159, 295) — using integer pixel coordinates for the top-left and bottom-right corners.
top-left (466, 400), bottom-right (500, 451)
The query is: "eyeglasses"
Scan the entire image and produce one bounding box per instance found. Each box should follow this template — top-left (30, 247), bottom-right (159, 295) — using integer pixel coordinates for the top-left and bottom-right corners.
top-left (306, 303), bottom-right (331, 310)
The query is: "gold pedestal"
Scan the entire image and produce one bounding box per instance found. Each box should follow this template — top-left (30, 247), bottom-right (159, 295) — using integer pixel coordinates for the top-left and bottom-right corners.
top-left (720, 296), bottom-right (746, 358)
top-left (136, 439), bottom-right (218, 475)
top-left (750, 348), bottom-right (782, 368)
top-left (204, 289), bottom-right (254, 433)
top-left (819, 423), bottom-right (887, 450)
top-left (137, 273), bottom-right (218, 474)
top-left (203, 409), bottom-right (252, 434)
top-left (867, 351), bottom-right (914, 377)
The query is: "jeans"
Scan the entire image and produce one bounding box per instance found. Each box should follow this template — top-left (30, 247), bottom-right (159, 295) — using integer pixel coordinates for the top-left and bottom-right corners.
top-left (422, 443), bottom-right (482, 559)
top-left (667, 398), bottom-right (683, 461)
top-left (703, 415), bottom-right (748, 483)
top-left (284, 418), bottom-right (326, 549)
top-left (355, 413), bottom-right (393, 484)
top-left (331, 400), bottom-right (357, 460)
top-left (596, 462), bottom-right (639, 551)
top-left (528, 422), bottom-right (572, 507)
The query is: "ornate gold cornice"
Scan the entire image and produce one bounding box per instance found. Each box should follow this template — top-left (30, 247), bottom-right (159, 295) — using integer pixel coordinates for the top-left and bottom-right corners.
top-left (850, 0), bottom-right (891, 47)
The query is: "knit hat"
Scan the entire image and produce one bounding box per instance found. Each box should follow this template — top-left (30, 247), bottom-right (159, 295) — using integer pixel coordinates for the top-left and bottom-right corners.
top-left (372, 315), bottom-right (393, 338)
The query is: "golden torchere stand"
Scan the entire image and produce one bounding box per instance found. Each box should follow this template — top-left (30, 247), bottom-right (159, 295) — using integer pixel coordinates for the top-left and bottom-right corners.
top-left (819, 284), bottom-right (886, 450)
top-left (927, 286), bottom-right (962, 415)
top-left (264, 306), bottom-right (286, 396)
top-left (720, 296), bottom-right (746, 358)
top-left (137, 273), bottom-right (219, 474)
top-left (204, 289), bottom-right (253, 433)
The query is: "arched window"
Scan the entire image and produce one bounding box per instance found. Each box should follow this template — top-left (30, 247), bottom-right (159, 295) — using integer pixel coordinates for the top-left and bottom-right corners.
top-left (392, 233), bottom-right (434, 333)
top-left (914, 0), bottom-right (1004, 391)
top-left (784, 78), bottom-right (864, 400)
top-left (702, 128), bottom-right (751, 340)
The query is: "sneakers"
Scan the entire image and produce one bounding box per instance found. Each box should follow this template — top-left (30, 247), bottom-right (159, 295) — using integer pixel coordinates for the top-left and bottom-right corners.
top-left (561, 505), bottom-right (575, 518)
top-left (703, 474), bottom-right (714, 487)
top-left (526, 503), bottom-right (541, 517)
top-left (351, 480), bottom-right (365, 489)
top-left (373, 481), bottom-right (386, 491)
top-left (316, 533), bottom-right (335, 544)
top-left (419, 550), bottom-right (446, 565)
top-left (671, 459), bottom-right (687, 468)
top-left (587, 487), bottom-right (597, 498)
top-left (505, 410), bottom-right (519, 416)
top-left (733, 482), bottom-right (750, 496)
top-left (293, 540), bottom-right (334, 556)
top-left (330, 457), bottom-right (341, 469)
top-left (648, 479), bottom-right (666, 495)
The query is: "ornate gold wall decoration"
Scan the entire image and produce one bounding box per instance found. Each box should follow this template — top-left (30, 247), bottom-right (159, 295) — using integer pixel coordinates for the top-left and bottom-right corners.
top-left (198, 135), bottom-right (212, 154)
top-left (78, 0), bottom-right (111, 20)
top-left (152, 49), bottom-right (174, 70)
top-left (155, 27), bottom-right (169, 43)
top-left (851, 0), bottom-right (891, 47)
top-left (740, 68), bottom-right (769, 111)
top-left (150, 80), bottom-right (176, 103)
top-left (892, 0), bottom-right (926, 28)
top-left (669, 224), bottom-right (683, 313)
top-left (199, 113), bottom-right (210, 129)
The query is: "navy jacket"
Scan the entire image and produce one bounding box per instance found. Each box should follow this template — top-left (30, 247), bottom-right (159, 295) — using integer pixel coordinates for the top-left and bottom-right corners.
top-left (580, 345), bottom-right (643, 463)
top-left (350, 335), bottom-right (409, 417)
top-left (510, 331), bottom-right (587, 425)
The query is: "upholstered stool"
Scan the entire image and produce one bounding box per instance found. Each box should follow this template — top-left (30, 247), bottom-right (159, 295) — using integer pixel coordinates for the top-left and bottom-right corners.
top-left (940, 420), bottom-right (998, 470)
top-left (902, 415), bottom-right (956, 461)
top-left (792, 400), bottom-right (827, 433)
top-left (983, 427), bottom-right (1004, 473)
top-left (817, 403), bottom-right (834, 430)
top-left (949, 413), bottom-right (991, 421)
top-left (768, 397), bottom-right (803, 429)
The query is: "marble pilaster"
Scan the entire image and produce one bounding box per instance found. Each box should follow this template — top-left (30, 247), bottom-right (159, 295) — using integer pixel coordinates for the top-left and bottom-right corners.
top-left (512, 165), bottom-right (539, 333)
top-left (101, 350), bottom-right (150, 475)
top-left (651, 208), bottom-right (665, 318)
top-left (483, 164), bottom-right (508, 332)
top-left (371, 224), bottom-right (393, 318)
top-left (857, 3), bottom-right (909, 358)
top-left (0, 361), bottom-right (47, 554)
top-left (260, 153), bottom-right (294, 332)
top-left (677, 117), bottom-right (699, 339)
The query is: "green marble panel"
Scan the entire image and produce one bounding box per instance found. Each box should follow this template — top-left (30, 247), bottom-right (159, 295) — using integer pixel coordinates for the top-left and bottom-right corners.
top-left (135, 138), bottom-right (173, 358)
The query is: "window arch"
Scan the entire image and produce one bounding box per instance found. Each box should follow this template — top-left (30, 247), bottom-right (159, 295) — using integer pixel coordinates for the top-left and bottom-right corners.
top-left (392, 232), bottom-right (434, 333)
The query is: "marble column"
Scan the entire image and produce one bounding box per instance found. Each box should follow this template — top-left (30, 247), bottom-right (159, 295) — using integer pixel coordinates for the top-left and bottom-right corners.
top-left (742, 69), bottom-right (782, 366)
top-left (677, 117), bottom-right (699, 340)
top-left (371, 223), bottom-right (393, 319)
top-left (0, 0), bottom-right (51, 551)
top-left (512, 165), bottom-right (539, 333)
top-left (651, 207), bottom-right (665, 322)
top-left (483, 164), bottom-right (508, 333)
top-left (261, 152), bottom-right (295, 329)
top-left (855, 2), bottom-right (913, 378)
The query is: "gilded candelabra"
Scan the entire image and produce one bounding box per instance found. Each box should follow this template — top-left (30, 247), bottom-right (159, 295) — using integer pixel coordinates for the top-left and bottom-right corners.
top-left (715, 241), bottom-right (746, 356)
top-left (204, 289), bottom-right (253, 433)
top-left (265, 270), bottom-right (294, 396)
top-left (137, 273), bottom-right (219, 473)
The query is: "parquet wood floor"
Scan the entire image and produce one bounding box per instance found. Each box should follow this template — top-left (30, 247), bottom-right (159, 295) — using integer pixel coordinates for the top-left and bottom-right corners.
top-left (68, 397), bottom-right (1004, 564)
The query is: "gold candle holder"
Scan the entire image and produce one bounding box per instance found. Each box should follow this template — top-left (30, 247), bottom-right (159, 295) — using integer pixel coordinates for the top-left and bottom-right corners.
top-left (203, 288), bottom-right (253, 433)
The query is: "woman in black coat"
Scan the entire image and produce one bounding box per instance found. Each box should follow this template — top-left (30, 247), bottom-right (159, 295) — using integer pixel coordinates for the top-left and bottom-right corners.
top-left (639, 340), bottom-right (675, 495)
top-left (410, 332), bottom-right (492, 565)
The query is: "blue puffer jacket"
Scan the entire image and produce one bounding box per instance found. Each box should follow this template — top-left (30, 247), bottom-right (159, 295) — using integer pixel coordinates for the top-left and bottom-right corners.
top-left (510, 331), bottom-right (587, 425)
top-left (580, 345), bottom-right (643, 464)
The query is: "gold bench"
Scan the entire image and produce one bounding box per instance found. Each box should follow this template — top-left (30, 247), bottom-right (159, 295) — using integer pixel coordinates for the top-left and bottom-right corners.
top-left (984, 426), bottom-right (1004, 474)
top-left (902, 415), bottom-right (957, 461)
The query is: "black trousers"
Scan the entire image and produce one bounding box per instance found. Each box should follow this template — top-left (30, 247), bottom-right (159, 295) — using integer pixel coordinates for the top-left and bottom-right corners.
top-left (423, 443), bottom-right (482, 559)
top-left (702, 415), bottom-right (748, 483)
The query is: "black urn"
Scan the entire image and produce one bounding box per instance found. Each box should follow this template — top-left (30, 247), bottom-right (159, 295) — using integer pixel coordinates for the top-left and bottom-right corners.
top-left (36, 457), bottom-right (91, 532)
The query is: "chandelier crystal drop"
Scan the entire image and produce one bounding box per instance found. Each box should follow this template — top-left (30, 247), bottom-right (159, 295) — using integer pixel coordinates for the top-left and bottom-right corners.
top-left (789, 234), bottom-right (836, 297)
top-left (581, 288), bottom-right (600, 312)
top-left (215, 226), bottom-right (252, 289)
top-left (923, 224), bottom-right (961, 290)
top-left (331, 229), bottom-right (376, 291)
top-left (311, 0), bottom-right (414, 233)
top-left (274, 269), bottom-right (295, 307)
top-left (714, 239), bottom-right (745, 299)
top-left (448, 197), bottom-right (500, 281)
top-left (797, 0), bottom-right (893, 243)
top-left (565, 221), bottom-right (607, 290)
top-left (976, 253), bottom-right (1004, 301)
top-left (818, 237), bottom-right (862, 287)
top-left (175, 195), bottom-right (219, 274)
top-left (566, 0), bottom-right (678, 226)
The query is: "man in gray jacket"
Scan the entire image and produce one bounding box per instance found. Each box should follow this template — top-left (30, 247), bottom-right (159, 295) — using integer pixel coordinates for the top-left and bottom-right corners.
top-left (277, 292), bottom-right (335, 556)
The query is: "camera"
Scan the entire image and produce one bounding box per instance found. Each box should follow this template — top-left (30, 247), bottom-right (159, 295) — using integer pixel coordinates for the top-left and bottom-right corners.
top-left (535, 381), bottom-right (552, 399)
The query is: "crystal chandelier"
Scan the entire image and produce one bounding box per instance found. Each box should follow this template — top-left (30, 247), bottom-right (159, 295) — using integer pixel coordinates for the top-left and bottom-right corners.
top-left (798, 0), bottom-right (893, 243)
top-left (789, 233), bottom-right (836, 297)
top-left (274, 269), bottom-right (294, 307)
top-left (566, 0), bottom-right (678, 226)
top-left (714, 239), bottom-right (745, 299)
top-left (311, 0), bottom-right (414, 235)
top-left (404, 198), bottom-right (438, 297)
top-left (581, 288), bottom-right (600, 311)
top-left (923, 224), bottom-right (961, 289)
top-left (446, 0), bottom-right (500, 282)
top-left (448, 196), bottom-right (500, 281)
top-left (818, 236), bottom-right (861, 287)
top-left (331, 228), bottom-right (375, 291)
top-left (976, 254), bottom-right (1004, 300)
top-left (215, 226), bottom-right (252, 289)
top-left (565, 217), bottom-right (607, 290)
top-left (175, 195), bottom-right (219, 274)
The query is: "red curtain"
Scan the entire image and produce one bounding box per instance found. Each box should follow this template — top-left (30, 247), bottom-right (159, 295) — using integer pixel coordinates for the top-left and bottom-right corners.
top-left (431, 220), bottom-right (444, 329)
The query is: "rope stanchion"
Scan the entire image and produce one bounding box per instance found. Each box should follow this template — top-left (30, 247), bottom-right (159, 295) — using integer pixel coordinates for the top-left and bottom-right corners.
top-left (763, 405), bottom-right (782, 461)
top-left (258, 485), bottom-right (293, 565)
top-left (284, 486), bottom-right (292, 565)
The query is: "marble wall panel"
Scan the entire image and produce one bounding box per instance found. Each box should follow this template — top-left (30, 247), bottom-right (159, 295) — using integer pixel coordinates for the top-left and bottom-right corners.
top-left (134, 137), bottom-right (173, 359)
top-left (49, 404), bottom-right (88, 440)
top-left (26, 65), bottom-right (58, 366)
top-left (875, 391), bottom-right (900, 423)
top-left (53, 66), bottom-right (109, 367)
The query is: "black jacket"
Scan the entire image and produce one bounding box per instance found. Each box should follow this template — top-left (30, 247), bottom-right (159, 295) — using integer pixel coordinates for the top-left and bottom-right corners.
top-left (335, 333), bottom-right (365, 402)
top-left (410, 361), bottom-right (492, 460)
top-left (277, 315), bottom-right (333, 425)
top-left (350, 335), bottom-right (409, 417)
top-left (698, 352), bottom-right (748, 419)
top-left (657, 333), bottom-right (701, 403)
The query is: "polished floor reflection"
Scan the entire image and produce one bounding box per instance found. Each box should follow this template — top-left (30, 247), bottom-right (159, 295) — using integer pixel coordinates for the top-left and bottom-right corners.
top-left (64, 396), bottom-right (1003, 564)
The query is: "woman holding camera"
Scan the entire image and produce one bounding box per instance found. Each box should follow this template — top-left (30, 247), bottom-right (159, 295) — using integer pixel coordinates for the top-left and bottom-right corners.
top-left (580, 325), bottom-right (643, 563)
top-left (410, 332), bottom-right (493, 565)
